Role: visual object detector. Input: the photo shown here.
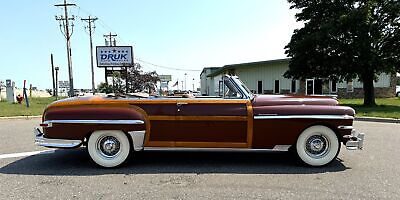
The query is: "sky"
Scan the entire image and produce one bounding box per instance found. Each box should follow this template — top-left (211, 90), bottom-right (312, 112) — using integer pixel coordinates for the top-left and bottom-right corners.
top-left (0, 0), bottom-right (302, 90)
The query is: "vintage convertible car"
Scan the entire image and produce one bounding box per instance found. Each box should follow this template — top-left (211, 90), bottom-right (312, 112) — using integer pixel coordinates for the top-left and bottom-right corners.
top-left (34, 75), bottom-right (364, 168)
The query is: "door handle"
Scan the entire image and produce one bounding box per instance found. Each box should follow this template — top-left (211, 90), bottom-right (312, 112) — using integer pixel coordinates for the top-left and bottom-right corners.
top-left (177, 102), bottom-right (188, 106)
top-left (177, 102), bottom-right (188, 112)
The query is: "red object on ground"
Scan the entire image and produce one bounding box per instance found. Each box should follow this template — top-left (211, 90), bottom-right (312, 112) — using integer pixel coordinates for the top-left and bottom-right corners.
top-left (16, 94), bottom-right (24, 104)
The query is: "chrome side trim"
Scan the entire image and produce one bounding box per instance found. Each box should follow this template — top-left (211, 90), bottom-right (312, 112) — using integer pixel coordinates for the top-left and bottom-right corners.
top-left (143, 146), bottom-right (291, 152)
top-left (44, 119), bottom-right (144, 126)
top-left (34, 127), bottom-right (82, 148)
top-left (254, 115), bottom-right (354, 120)
top-left (272, 145), bottom-right (291, 151)
top-left (338, 126), bottom-right (354, 130)
top-left (128, 130), bottom-right (146, 151)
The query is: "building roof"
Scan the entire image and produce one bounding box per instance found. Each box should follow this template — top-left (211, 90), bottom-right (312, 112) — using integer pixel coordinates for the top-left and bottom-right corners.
top-left (200, 67), bottom-right (220, 77)
top-left (206, 58), bottom-right (290, 77)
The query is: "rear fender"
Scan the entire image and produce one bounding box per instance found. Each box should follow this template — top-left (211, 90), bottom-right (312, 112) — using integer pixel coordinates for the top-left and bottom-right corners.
top-left (42, 104), bottom-right (149, 150)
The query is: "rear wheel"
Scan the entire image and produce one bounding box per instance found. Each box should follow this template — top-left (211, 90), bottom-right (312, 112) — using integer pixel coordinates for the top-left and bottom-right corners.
top-left (295, 125), bottom-right (340, 166)
top-left (88, 130), bottom-right (131, 168)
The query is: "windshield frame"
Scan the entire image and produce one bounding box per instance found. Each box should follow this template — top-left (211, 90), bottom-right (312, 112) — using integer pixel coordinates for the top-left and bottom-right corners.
top-left (225, 75), bottom-right (254, 100)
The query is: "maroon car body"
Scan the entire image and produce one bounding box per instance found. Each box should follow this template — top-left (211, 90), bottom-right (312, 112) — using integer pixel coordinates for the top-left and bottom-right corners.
top-left (35, 75), bottom-right (364, 167)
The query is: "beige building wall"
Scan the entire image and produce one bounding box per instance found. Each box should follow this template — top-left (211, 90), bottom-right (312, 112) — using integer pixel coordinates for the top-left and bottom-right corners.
top-left (235, 62), bottom-right (299, 94)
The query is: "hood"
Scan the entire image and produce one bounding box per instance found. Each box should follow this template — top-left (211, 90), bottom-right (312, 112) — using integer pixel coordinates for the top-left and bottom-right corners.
top-left (252, 95), bottom-right (355, 116)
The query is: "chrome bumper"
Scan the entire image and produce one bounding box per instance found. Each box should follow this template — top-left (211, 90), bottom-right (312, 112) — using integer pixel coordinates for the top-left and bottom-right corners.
top-left (34, 127), bottom-right (82, 148)
top-left (344, 130), bottom-right (365, 150)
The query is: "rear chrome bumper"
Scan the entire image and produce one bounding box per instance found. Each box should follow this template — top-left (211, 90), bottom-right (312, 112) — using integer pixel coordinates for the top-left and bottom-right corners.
top-left (34, 127), bottom-right (82, 148)
top-left (343, 129), bottom-right (365, 150)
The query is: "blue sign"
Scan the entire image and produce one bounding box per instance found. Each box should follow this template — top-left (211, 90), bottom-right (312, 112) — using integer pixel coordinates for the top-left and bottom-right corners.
top-left (96, 46), bottom-right (133, 67)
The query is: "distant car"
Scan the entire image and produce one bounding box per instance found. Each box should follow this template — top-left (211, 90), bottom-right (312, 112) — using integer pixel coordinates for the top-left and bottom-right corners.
top-left (396, 85), bottom-right (400, 97)
top-left (34, 75), bottom-right (364, 168)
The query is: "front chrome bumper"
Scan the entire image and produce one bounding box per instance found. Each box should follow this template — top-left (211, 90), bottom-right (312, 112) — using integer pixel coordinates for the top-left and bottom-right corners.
top-left (34, 127), bottom-right (82, 148)
top-left (344, 130), bottom-right (365, 150)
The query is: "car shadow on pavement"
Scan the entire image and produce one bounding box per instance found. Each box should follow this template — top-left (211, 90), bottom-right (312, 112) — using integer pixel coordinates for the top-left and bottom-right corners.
top-left (0, 148), bottom-right (350, 176)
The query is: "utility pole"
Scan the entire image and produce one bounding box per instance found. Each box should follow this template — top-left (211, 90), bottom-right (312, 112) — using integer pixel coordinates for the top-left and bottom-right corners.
top-left (50, 54), bottom-right (56, 96)
top-left (55, 67), bottom-right (59, 100)
top-left (55, 0), bottom-right (76, 97)
top-left (81, 16), bottom-right (98, 95)
top-left (104, 32), bottom-right (117, 46)
top-left (103, 32), bottom-right (117, 85)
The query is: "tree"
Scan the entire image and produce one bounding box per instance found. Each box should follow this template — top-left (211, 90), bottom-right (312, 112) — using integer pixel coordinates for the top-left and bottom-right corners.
top-left (97, 82), bottom-right (113, 94)
top-left (126, 63), bottom-right (159, 93)
top-left (111, 71), bottom-right (126, 94)
top-left (97, 63), bottom-right (160, 94)
top-left (285, 0), bottom-right (400, 106)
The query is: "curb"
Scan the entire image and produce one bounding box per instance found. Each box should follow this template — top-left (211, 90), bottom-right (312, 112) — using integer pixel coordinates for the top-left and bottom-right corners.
top-left (355, 117), bottom-right (400, 123)
top-left (0, 115), bottom-right (42, 120)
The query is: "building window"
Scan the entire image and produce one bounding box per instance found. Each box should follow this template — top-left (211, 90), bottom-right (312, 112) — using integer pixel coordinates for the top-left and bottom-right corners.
top-left (347, 81), bottom-right (354, 92)
top-left (257, 81), bottom-right (263, 94)
top-left (291, 80), bottom-right (296, 93)
top-left (306, 79), bottom-right (314, 95)
top-left (274, 80), bottom-right (280, 94)
top-left (314, 79), bottom-right (323, 95)
top-left (218, 80), bottom-right (223, 96)
top-left (330, 80), bottom-right (337, 93)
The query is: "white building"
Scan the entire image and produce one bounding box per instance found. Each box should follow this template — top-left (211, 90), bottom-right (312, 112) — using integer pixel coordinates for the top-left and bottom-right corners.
top-left (200, 58), bottom-right (396, 98)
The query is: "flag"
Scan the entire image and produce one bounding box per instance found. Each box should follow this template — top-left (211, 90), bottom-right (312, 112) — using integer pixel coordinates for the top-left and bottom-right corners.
top-left (172, 81), bottom-right (178, 87)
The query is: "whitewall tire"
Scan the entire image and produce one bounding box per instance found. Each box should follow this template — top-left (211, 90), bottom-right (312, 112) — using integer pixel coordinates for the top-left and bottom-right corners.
top-left (88, 130), bottom-right (131, 168)
top-left (295, 125), bottom-right (340, 166)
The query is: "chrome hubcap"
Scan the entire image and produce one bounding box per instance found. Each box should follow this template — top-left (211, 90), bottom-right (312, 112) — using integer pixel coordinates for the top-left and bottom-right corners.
top-left (98, 136), bottom-right (121, 158)
top-left (305, 135), bottom-right (329, 159)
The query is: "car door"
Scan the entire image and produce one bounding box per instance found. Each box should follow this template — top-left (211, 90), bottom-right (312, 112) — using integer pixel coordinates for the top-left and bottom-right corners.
top-left (133, 100), bottom-right (178, 147)
top-left (173, 98), bottom-right (250, 148)
top-left (173, 77), bottom-right (252, 148)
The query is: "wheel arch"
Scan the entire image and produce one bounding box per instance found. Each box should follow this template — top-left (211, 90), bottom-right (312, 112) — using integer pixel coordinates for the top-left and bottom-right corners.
top-left (82, 105), bottom-right (149, 151)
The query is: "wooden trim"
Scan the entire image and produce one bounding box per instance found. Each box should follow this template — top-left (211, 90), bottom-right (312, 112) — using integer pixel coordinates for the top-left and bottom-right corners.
top-left (146, 141), bottom-right (248, 148)
top-left (128, 105), bottom-right (152, 147)
top-left (148, 115), bottom-right (248, 121)
top-left (49, 97), bottom-right (249, 108)
top-left (246, 101), bottom-right (254, 148)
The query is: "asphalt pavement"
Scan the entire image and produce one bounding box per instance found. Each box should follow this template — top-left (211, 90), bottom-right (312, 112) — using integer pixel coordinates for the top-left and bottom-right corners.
top-left (0, 119), bottom-right (399, 199)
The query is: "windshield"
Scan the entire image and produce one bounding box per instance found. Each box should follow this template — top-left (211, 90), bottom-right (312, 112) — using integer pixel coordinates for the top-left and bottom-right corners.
top-left (222, 78), bottom-right (243, 99)
top-left (232, 76), bottom-right (254, 99)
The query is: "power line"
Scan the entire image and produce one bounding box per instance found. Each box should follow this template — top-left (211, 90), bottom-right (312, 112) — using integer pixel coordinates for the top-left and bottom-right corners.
top-left (135, 58), bottom-right (201, 72)
top-left (76, 5), bottom-right (201, 73)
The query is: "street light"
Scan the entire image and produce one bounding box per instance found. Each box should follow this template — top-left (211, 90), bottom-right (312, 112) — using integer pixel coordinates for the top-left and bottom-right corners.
top-left (55, 66), bottom-right (59, 100)
top-left (192, 78), bottom-right (195, 92)
top-left (184, 73), bottom-right (187, 91)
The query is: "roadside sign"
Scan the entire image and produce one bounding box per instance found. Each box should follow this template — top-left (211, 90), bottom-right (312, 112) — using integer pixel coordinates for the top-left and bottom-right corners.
top-left (158, 75), bottom-right (172, 82)
top-left (58, 81), bottom-right (70, 89)
top-left (96, 46), bottom-right (133, 67)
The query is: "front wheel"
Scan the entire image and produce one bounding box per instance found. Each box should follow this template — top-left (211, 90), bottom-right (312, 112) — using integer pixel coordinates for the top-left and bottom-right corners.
top-left (88, 130), bottom-right (131, 168)
top-left (295, 125), bottom-right (340, 166)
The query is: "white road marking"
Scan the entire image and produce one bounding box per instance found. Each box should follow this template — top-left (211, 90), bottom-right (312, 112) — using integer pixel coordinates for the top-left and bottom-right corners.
top-left (0, 150), bottom-right (55, 159)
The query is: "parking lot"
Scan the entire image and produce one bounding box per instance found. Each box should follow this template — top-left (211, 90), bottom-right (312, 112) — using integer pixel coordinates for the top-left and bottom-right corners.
top-left (0, 119), bottom-right (399, 199)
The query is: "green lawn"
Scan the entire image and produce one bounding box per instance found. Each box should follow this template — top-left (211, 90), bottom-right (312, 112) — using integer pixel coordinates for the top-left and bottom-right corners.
top-left (1, 96), bottom-right (399, 119)
top-left (0, 97), bottom-right (58, 117)
top-left (339, 98), bottom-right (400, 119)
